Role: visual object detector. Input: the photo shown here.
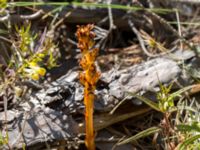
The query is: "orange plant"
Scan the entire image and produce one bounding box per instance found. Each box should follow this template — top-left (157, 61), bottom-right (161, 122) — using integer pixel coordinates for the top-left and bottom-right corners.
top-left (76, 24), bottom-right (100, 150)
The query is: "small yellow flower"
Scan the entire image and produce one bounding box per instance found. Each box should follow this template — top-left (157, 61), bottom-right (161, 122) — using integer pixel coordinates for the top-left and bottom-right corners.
top-left (36, 67), bottom-right (46, 76)
top-left (31, 73), bottom-right (40, 81)
top-left (29, 62), bottom-right (37, 67)
top-left (24, 62), bottom-right (46, 80)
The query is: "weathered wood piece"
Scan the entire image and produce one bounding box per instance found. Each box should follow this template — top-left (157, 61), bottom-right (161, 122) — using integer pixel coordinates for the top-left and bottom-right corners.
top-left (0, 50), bottom-right (196, 149)
top-left (0, 107), bottom-right (78, 149)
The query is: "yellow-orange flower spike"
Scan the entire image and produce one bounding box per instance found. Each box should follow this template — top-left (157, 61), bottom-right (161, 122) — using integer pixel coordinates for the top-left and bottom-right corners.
top-left (76, 24), bottom-right (100, 150)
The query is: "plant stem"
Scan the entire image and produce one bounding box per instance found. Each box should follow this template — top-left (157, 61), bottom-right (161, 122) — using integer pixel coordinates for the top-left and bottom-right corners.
top-left (84, 84), bottom-right (95, 150)
top-left (76, 24), bottom-right (99, 150)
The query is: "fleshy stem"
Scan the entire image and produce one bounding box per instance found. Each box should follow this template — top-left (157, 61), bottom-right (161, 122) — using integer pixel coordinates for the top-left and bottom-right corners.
top-left (76, 24), bottom-right (100, 150)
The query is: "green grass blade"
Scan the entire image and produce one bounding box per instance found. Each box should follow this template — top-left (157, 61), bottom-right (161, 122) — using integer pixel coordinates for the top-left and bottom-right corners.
top-left (169, 105), bottom-right (198, 113)
top-left (169, 21), bottom-right (200, 26)
top-left (170, 85), bottom-right (193, 99)
top-left (117, 126), bottom-right (161, 145)
top-left (127, 91), bottom-right (161, 112)
top-left (0, 29), bottom-right (8, 34)
top-left (178, 134), bottom-right (200, 150)
top-left (177, 122), bottom-right (200, 133)
top-left (9, 2), bottom-right (70, 7)
top-left (8, 2), bottom-right (175, 14)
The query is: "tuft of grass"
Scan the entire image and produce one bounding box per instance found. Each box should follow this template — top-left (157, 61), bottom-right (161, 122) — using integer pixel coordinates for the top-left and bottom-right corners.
top-left (124, 82), bottom-right (194, 149)
top-left (0, 22), bottom-right (59, 103)
top-left (175, 99), bottom-right (200, 149)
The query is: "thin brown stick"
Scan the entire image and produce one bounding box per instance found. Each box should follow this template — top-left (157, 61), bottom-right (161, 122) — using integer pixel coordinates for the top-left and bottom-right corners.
top-left (0, 10), bottom-right (44, 22)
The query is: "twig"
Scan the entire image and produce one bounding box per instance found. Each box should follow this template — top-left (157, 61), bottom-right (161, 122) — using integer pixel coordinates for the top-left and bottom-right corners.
top-left (3, 92), bottom-right (12, 150)
top-left (52, 11), bottom-right (72, 30)
top-left (95, 0), bottom-right (116, 50)
top-left (94, 26), bottom-right (109, 49)
top-left (19, 10), bottom-right (44, 20)
top-left (0, 15), bottom-right (9, 22)
top-left (66, 38), bottom-right (77, 46)
top-left (109, 96), bottom-right (129, 115)
top-left (175, 9), bottom-right (183, 50)
top-left (0, 10), bottom-right (44, 22)
top-left (95, 137), bottom-right (124, 142)
top-left (128, 20), bottom-right (177, 58)
top-left (107, 0), bottom-right (116, 31)
top-left (128, 20), bottom-right (157, 57)
top-left (0, 36), bottom-right (12, 44)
